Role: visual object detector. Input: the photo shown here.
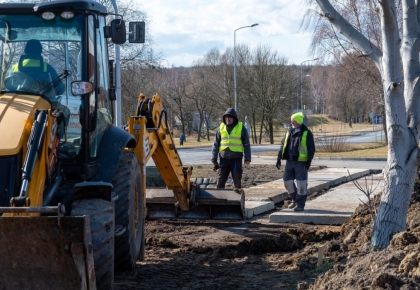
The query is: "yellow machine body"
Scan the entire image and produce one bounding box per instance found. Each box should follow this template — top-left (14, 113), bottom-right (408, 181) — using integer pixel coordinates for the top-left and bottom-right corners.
top-left (0, 94), bottom-right (58, 213)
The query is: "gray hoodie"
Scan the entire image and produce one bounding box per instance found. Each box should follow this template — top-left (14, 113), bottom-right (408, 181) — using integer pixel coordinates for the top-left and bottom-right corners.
top-left (211, 108), bottom-right (251, 164)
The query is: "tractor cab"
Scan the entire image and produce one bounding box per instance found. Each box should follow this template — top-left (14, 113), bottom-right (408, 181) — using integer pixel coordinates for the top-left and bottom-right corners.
top-left (0, 1), bottom-right (144, 179)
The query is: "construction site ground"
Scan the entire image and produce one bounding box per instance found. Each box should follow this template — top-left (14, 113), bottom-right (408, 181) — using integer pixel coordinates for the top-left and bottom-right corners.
top-left (115, 163), bottom-right (420, 290)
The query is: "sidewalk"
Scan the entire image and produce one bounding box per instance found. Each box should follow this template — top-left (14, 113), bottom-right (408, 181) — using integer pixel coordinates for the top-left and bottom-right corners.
top-left (244, 167), bottom-right (383, 224)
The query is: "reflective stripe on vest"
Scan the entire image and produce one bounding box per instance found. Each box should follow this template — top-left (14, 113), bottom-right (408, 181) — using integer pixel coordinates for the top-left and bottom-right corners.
top-left (12, 59), bottom-right (48, 73)
top-left (219, 122), bottom-right (244, 152)
top-left (281, 130), bottom-right (309, 161)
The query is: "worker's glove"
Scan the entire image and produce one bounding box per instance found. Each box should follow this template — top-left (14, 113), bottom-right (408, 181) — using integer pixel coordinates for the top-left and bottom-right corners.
top-left (275, 158), bottom-right (281, 169)
top-left (305, 160), bottom-right (311, 171)
top-left (213, 162), bottom-right (220, 171)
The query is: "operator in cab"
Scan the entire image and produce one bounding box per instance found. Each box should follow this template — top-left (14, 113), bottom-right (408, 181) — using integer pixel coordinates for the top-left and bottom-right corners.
top-left (11, 39), bottom-right (65, 95)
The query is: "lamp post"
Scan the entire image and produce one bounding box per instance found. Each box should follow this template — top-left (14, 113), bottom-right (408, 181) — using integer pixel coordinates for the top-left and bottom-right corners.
top-left (234, 23), bottom-right (258, 113)
top-left (300, 58), bottom-right (318, 111)
top-left (111, 0), bottom-right (121, 127)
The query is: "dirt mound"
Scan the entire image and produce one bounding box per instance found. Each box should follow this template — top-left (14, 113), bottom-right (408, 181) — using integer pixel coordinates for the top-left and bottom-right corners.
top-left (191, 232), bottom-right (304, 259)
top-left (310, 181), bottom-right (420, 290)
top-left (115, 167), bottom-right (420, 290)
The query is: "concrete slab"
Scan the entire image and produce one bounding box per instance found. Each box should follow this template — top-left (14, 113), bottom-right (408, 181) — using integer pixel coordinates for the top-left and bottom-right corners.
top-left (244, 168), bottom-right (374, 219)
top-left (268, 173), bottom-right (384, 225)
top-left (244, 201), bottom-right (275, 219)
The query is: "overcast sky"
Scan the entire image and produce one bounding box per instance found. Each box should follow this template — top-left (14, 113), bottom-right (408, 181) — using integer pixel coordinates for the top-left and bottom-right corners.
top-left (136, 0), bottom-right (315, 67)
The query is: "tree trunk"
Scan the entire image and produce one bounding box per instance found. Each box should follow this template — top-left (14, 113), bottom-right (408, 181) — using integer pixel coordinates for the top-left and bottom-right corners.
top-left (252, 113), bottom-right (257, 144)
top-left (268, 118), bottom-right (274, 144)
top-left (196, 118), bottom-right (203, 142)
top-left (372, 162), bottom-right (416, 248)
top-left (314, 0), bottom-right (419, 249)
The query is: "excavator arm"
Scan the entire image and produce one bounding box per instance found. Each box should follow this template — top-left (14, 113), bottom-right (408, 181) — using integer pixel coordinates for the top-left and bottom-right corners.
top-left (128, 93), bottom-right (192, 211)
top-left (127, 93), bottom-right (244, 220)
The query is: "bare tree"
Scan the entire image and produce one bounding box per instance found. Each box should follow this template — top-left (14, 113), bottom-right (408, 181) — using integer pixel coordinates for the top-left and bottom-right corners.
top-left (309, 0), bottom-right (418, 249)
top-left (241, 45), bottom-right (294, 144)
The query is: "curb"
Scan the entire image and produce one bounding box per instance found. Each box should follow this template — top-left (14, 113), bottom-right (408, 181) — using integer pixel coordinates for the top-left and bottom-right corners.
top-left (251, 156), bottom-right (387, 161)
top-left (313, 157), bottom-right (387, 161)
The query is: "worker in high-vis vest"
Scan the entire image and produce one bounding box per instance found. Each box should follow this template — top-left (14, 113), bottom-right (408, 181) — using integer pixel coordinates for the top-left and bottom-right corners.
top-left (276, 112), bottom-right (315, 211)
top-left (11, 39), bottom-right (65, 95)
top-left (211, 108), bottom-right (251, 189)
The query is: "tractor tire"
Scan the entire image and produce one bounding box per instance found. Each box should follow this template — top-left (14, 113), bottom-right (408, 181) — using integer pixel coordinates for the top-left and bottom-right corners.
top-left (71, 198), bottom-right (114, 290)
top-left (113, 150), bottom-right (144, 271)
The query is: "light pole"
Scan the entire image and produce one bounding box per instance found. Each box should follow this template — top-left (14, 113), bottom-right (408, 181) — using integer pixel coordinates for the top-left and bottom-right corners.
top-left (111, 0), bottom-right (121, 127)
top-left (300, 58), bottom-right (318, 111)
top-left (234, 23), bottom-right (258, 113)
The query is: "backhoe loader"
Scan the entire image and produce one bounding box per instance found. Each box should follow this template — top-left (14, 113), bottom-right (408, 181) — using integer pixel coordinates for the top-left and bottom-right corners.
top-left (0, 1), bottom-right (244, 289)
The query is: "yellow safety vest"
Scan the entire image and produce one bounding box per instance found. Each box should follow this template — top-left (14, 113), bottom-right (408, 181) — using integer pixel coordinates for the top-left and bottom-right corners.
top-left (12, 59), bottom-right (48, 73)
top-left (219, 122), bottom-right (244, 153)
top-left (281, 130), bottom-right (308, 161)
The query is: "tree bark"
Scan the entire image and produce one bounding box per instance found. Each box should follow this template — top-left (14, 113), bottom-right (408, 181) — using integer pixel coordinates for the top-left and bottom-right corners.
top-left (315, 0), bottom-right (419, 248)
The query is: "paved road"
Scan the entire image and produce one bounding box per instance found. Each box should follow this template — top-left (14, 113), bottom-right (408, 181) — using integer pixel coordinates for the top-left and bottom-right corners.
top-left (344, 130), bottom-right (385, 144)
top-left (147, 144), bottom-right (387, 170)
top-left (147, 130), bottom-right (387, 169)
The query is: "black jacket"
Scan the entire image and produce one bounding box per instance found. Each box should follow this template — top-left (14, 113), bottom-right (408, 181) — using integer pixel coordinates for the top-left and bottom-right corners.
top-left (278, 123), bottom-right (315, 162)
top-left (211, 108), bottom-right (251, 163)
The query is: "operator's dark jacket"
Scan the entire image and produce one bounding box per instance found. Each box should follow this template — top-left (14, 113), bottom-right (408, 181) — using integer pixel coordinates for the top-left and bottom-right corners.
top-left (278, 123), bottom-right (315, 162)
top-left (211, 108), bottom-right (251, 164)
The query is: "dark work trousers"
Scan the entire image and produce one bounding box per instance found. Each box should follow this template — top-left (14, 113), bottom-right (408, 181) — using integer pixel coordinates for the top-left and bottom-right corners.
top-left (283, 160), bottom-right (308, 208)
top-left (216, 158), bottom-right (243, 189)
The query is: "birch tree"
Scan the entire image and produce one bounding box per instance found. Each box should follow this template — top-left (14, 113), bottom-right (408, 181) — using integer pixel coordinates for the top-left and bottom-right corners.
top-left (310, 0), bottom-right (418, 248)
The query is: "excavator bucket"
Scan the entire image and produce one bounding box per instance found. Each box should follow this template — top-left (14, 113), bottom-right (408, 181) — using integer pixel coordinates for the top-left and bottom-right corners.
top-left (146, 187), bottom-right (245, 220)
top-left (0, 215), bottom-right (96, 290)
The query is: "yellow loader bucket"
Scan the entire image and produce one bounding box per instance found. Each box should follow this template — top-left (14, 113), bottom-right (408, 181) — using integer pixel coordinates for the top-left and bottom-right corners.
top-left (0, 215), bottom-right (96, 290)
top-left (146, 187), bottom-right (245, 220)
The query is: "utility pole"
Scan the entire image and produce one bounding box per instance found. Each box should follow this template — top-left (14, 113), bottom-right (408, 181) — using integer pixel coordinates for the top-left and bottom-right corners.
top-left (233, 23), bottom-right (258, 113)
top-left (111, 0), bottom-right (121, 127)
top-left (300, 58), bottom-right (318, 111)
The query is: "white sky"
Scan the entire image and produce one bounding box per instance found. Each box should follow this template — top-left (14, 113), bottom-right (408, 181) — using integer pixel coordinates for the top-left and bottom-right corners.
top-left (136, 0), bottom-right (316, 67)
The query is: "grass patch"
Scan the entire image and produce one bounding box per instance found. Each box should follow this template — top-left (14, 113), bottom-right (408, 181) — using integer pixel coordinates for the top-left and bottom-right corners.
top-left (308, 114), bottom-right (381, 135)
top-left (258, 142), bottom-right (387, 159)
top-left (317, 134), bottom-right (349, 153)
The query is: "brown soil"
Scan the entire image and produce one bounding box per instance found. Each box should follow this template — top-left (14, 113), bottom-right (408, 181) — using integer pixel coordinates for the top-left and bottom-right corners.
top-left (115, 165), bottom-right (420, 290)
top-left (146, 164), bottom-right (283, 189)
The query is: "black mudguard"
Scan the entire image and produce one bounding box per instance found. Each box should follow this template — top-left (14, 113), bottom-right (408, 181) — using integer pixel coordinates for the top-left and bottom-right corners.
top-left (94, 125), bottom-right (136, 183)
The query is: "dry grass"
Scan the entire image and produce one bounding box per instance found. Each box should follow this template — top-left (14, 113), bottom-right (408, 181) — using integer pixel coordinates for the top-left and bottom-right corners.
top-left (171, 115), bottom-right (387, 158)
top-left (316, 142), bottom-right (387, 158)
top-left (259, 142), bottom-right (387, 158)
top-left (308, 114), bottom-right (382, 135)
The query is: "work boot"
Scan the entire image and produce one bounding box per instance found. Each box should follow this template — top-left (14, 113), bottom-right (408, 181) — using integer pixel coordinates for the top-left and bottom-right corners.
top-left (288, 201), bottom-right (296, 209)
top-left (234, 188), bottom-right (244, 195)
top-left (295, 194), bottom-right (307, 211)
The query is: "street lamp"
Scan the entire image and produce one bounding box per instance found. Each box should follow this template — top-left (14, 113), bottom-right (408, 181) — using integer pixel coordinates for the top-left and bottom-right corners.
top-left (234, 23), bottom-right (258, 113)
top-left (111, 0), bottom-right (121, 127)
top-left (300, 58), bottom-right (318, 111)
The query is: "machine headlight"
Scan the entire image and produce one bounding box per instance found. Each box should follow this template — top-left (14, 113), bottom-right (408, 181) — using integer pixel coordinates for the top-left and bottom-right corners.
top-left (41, 12), bottom-right (55, 20)
top-left (61, 11), bottom-right (74, 19)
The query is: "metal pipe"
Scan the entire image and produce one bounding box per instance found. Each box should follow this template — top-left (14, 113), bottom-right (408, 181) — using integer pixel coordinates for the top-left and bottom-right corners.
top-left (43, 175), bottom-right (63, 206)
